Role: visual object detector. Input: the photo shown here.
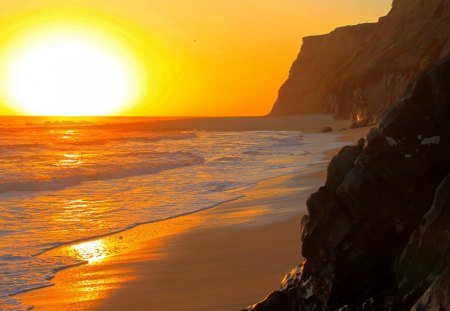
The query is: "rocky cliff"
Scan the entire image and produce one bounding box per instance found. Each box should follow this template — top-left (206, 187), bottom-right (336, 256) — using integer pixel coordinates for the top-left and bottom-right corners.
top-left (270, 0), bottom-right (450, 120)
top-left (245, 53), bottom-right (450, 310)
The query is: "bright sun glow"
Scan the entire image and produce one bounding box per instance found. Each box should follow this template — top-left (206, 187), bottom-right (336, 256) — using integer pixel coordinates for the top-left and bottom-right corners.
top-left (0, 24), bottom-right (145, 116)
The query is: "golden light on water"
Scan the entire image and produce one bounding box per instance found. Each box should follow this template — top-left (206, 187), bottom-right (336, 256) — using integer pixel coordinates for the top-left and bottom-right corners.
top-left (0, 22), bottom-right (146, 116)
top-left (58, 153), bottom-right (83, 167)
top-left (71, 240), bottom-right (110, 264)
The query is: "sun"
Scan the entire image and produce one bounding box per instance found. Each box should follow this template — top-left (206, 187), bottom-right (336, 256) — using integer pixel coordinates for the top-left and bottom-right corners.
top-left (0, 24), bottom-right (145, 116)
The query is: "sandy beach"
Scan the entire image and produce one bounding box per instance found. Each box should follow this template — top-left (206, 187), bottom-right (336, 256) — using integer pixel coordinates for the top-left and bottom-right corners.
top-left (18, 121), bottom-right (369, 311)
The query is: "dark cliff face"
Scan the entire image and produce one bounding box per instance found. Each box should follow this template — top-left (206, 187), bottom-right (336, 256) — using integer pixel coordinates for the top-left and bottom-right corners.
top-left (270, 0), bottom-right (450, 120)
top-left (245, 54), bottom-right (450, 310)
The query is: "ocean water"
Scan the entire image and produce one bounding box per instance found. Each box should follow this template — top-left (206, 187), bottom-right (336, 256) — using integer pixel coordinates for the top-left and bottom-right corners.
top-left (0, 117), bottom-right (347, 310)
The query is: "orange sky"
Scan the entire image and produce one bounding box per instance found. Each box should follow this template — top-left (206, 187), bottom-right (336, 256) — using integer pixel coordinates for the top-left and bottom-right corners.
top-left (0, 0), bottom-right (392, 116)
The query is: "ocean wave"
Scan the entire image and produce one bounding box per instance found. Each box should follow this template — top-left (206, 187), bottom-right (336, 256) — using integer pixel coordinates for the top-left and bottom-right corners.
top-left (0, 143), bottom-right (43, 150)
top-left (63, 139), bottom-right (110, 146)
top-left (115, 132), bottom-right (198, 144)
top-left (0, 152), bottom-right (204, 193)
top-left (274, 137), bottom-right (304, 146)
top-left (0, 254), bottom-right (30, 261)
top-left (0, 230), bottom-right (14, 237)
top-left (0, 141), bottom-right (108, 150)
top-left (242, 150), bottom-right (265, 155)
top-left (0, 253), bottom-right (82, 311)
top-left (207, 180), bottom-right (239, 192)
top-left (52, 132), bottom-right (197, 146)
top-left (211, 156), bottom-right (242, 162)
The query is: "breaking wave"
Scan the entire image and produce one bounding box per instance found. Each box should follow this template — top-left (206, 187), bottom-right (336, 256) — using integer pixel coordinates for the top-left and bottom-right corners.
top-left (0, 152), bottom-right (204, 192)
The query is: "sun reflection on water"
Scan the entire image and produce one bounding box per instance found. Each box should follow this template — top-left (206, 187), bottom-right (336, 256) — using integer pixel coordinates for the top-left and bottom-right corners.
top-left (71, 240), bottom-right (110, 264)
top-left (20, 213), bottom-right (205, 308)
top-left (59, 129), bottom-right (76, 140)
top-left (57, 153), bottom-right (84, 166)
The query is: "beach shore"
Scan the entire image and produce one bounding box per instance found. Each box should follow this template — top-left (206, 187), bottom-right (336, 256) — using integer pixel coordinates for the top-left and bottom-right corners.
top-left (19, 122), bottom-right (369, 311)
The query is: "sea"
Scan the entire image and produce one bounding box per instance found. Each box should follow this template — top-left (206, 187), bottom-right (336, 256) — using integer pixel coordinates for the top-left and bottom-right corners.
top-left (0, 116), bottom-right (347, 310)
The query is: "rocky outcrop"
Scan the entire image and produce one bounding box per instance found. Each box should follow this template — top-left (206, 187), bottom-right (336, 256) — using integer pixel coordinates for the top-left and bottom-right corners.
top-left (395, 176), bottom-right (450, 310)
top-left (245, 53), bottom-right (450, 310)
top-left (410, 267), bottom-right (450, 310)
top-left (270, 0), bottom-right (450, 120)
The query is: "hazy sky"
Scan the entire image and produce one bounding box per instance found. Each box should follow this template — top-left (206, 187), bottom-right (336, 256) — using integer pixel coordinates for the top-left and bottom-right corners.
top-left (0, 0), bottom-right (392, 116)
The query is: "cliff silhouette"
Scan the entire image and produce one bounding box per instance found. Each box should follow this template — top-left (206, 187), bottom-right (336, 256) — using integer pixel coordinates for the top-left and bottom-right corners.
top-left (244, 1), bottom-right (450, 309)
top-left (270, 0), bottom-right (450, 121)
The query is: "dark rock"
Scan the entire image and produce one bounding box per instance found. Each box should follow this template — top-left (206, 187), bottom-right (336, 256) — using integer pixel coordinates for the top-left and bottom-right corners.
top-left (244, 291), bottom-right (298, 311)
top-left (325, 138), bottom-right (365, 192)
top-left (321, 126), bottom-right (333, 133)
top-left (410, 267), bottom-right (450, 311)
top-left (394, 175), bottom-right (450, 310)
top-left (349, 118), bottom-right (371, 129)
top-left (279, 266), bottom-right (302, 291)
top-left (244, 53), bottom-right (450, 311)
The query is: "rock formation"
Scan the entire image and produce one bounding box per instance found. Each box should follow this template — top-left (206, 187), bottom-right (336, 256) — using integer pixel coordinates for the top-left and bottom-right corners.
top-left (270, 0), bottom-right (450, 121)
top-left (245, 52), bottom-right (450, 310)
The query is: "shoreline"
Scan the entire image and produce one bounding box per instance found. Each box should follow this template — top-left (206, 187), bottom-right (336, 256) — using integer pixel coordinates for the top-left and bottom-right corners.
top-left (27, 161), bottom-right (330, 262)
top-left (18, 126), bottom-right (370, 310)
top-left (19, 171), bottom-right (321, 310)
top-left (30, 195), bottom-right (245, 258)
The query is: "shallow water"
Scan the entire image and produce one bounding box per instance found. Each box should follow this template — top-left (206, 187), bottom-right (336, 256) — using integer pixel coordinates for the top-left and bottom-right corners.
top-left (0, 117), bottom-right (346, 310)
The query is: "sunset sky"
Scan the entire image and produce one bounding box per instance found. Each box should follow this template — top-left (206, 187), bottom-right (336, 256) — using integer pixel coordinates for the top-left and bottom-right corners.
top-left (0, 0), bottom-right (392, 116)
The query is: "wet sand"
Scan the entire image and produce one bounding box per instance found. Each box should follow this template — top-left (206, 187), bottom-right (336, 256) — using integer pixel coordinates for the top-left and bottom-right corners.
top-left (19, 123), bottom-right (370, 311)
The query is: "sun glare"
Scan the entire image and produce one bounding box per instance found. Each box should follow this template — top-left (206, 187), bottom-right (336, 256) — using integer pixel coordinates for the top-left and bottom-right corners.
top-left (0, 24), bottom-right (145, 116)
